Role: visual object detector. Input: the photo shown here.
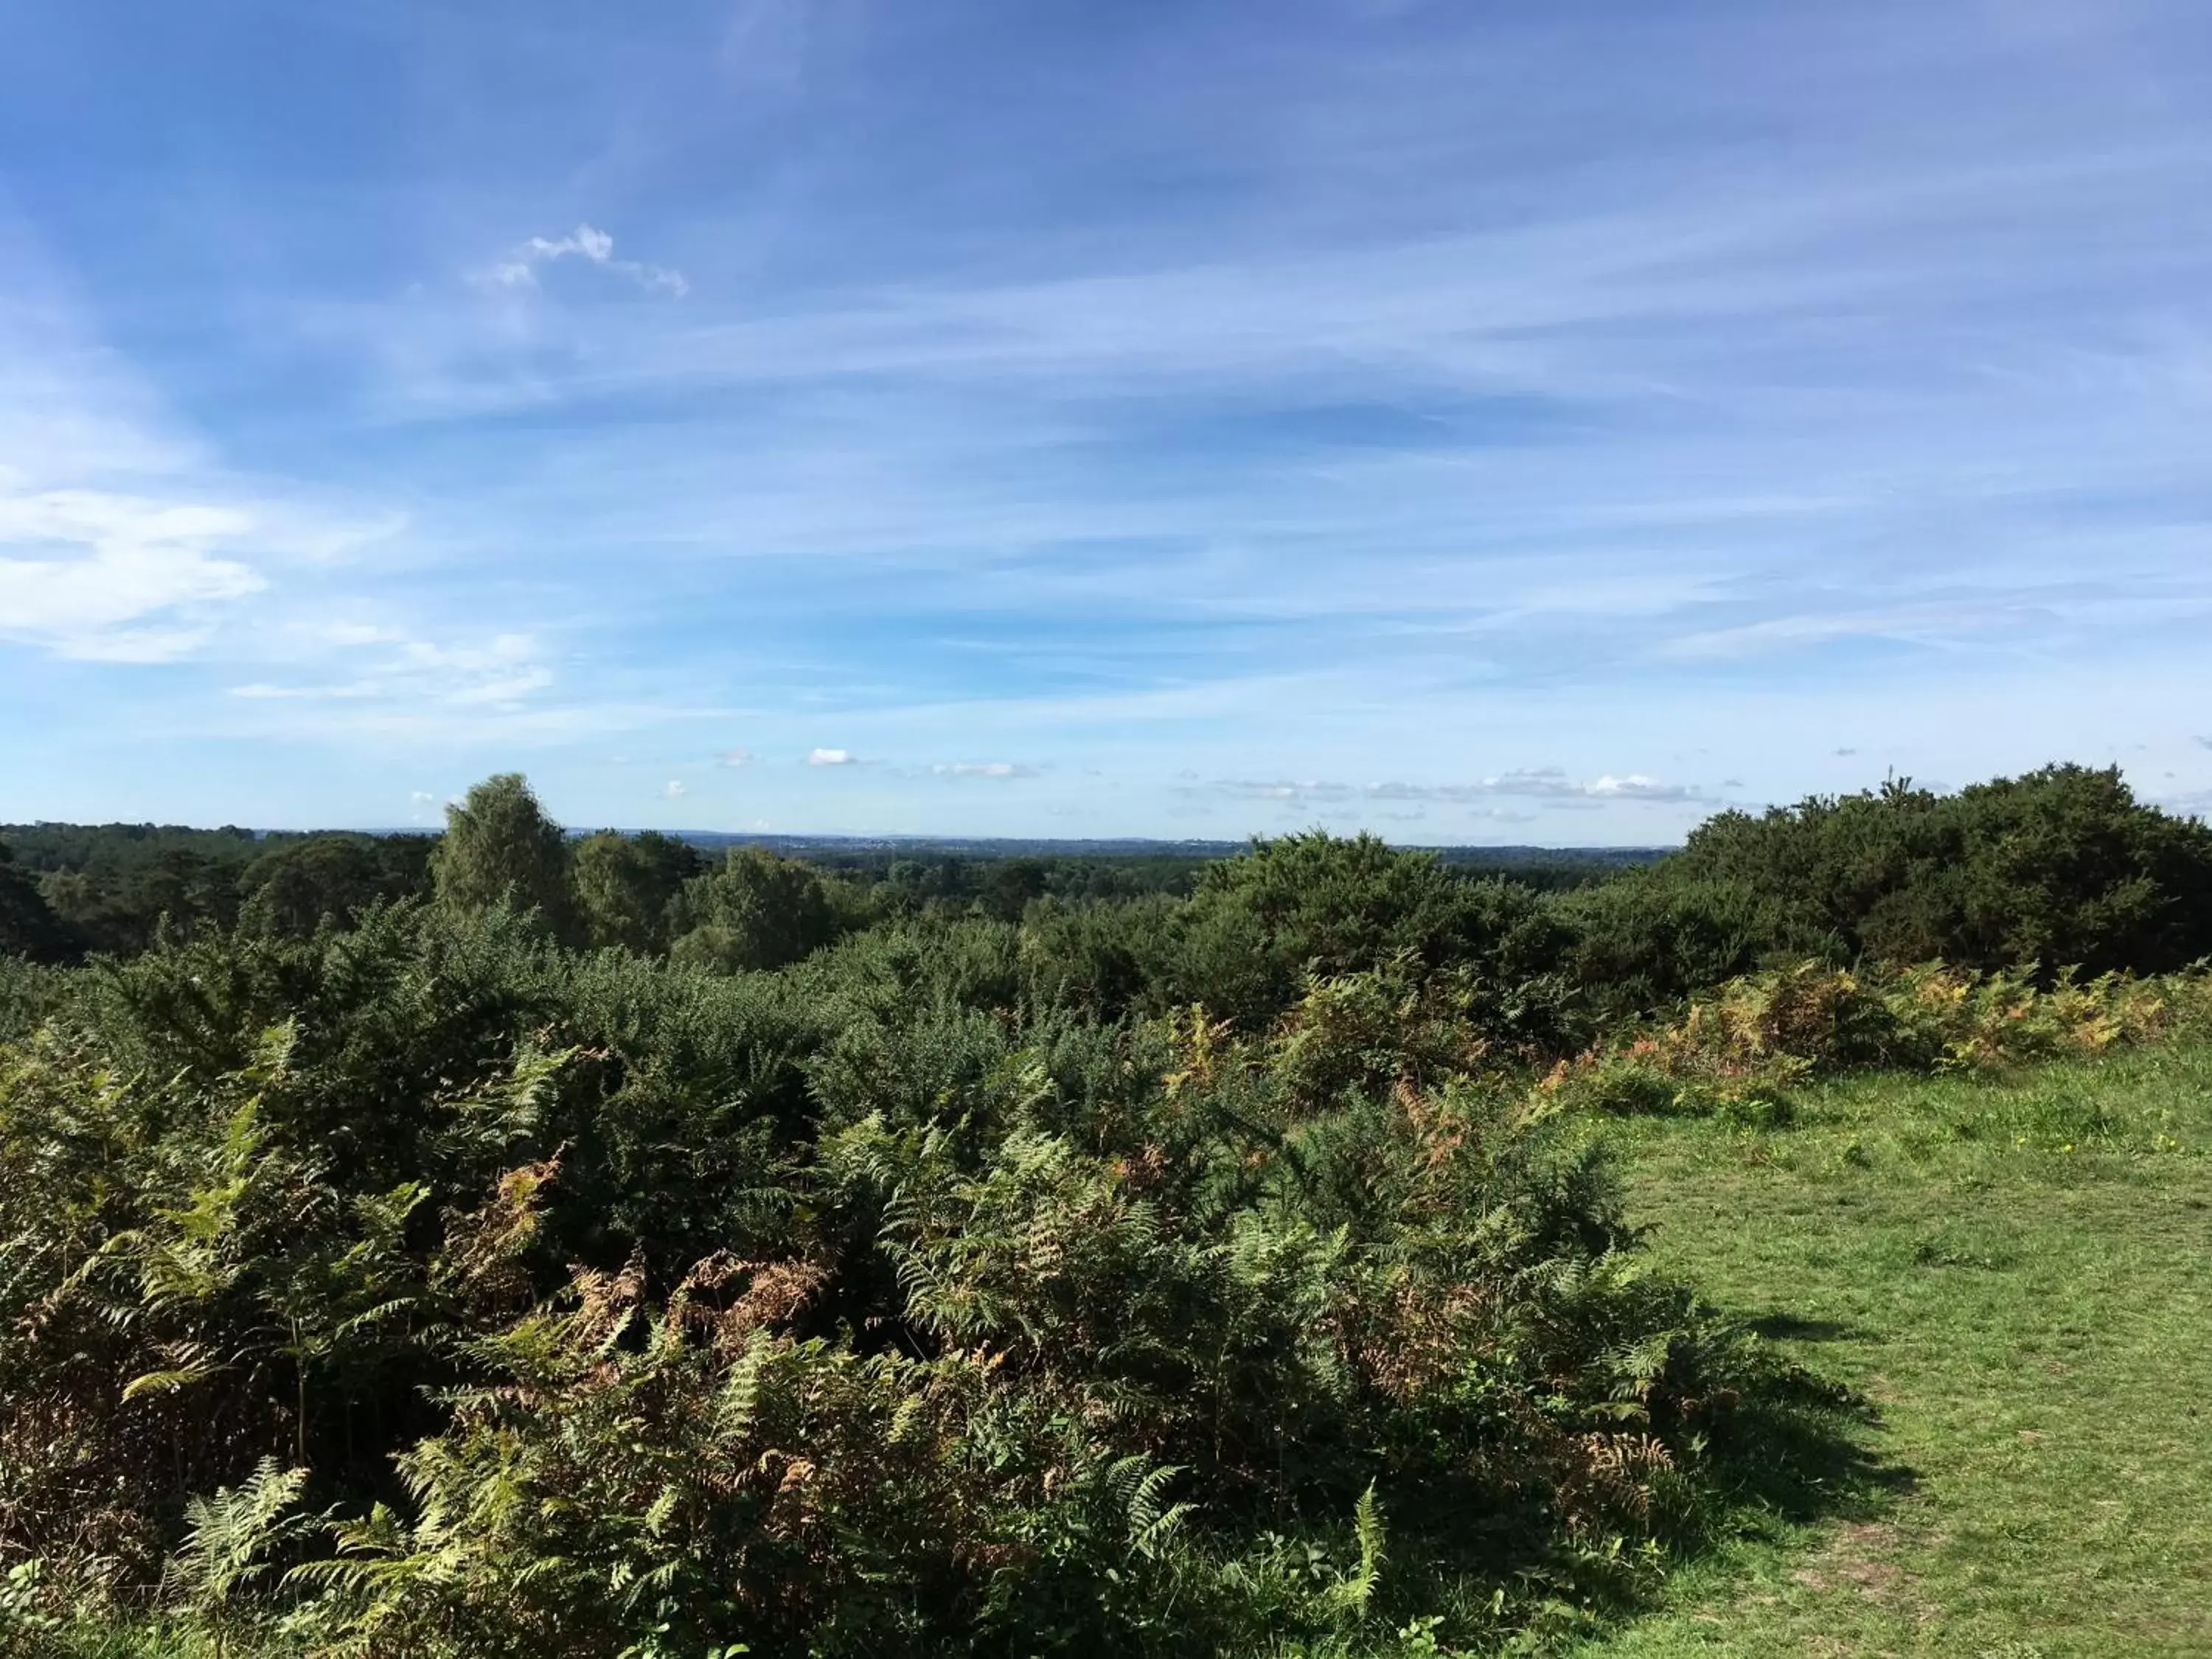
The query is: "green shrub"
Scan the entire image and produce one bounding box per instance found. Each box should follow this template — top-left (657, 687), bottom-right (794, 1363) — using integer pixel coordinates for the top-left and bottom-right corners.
top-left (1167, 834), bottom-right (1557, 1033)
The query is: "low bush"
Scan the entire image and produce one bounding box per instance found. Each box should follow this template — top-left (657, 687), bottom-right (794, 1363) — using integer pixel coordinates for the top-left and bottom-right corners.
top-left (1538, 960), bottom-right (2212, 1121)
top-left (1624, 764), bottom-right (2212, 981)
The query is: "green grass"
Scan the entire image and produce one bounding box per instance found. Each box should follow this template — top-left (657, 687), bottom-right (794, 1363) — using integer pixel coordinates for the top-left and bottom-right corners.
top-left (1577, 1042), bottom-right (2212, 1658)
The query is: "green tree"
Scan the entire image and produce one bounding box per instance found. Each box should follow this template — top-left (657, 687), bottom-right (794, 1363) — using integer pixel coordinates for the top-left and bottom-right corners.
top-left (669, 847), bottom-right (838, 972)
top-left (0, 841), bottom-right (74, 962)
top-left (237, 834), bottom-right (432, 939)
top-left (981, 856), bottom-right (1050, 922)
top-left (571, 830), bottom-right (703, 954)
top-left (429, 774), bottom-right (579, 943)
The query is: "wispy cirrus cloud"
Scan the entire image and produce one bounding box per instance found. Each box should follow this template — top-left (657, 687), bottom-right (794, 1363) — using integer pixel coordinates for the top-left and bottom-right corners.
top-left (0, 487), bottom-right (262, 661)
top-left (933, 761), bottom-right (1038, 779)
top-left (1182, 770), bottom-right (1708, 810)
top-left (1454, 770), bottom-right (1708, 804)
top-left (1194, 779), bottom-right (1354, 805)
top-left (232, 631), bottom-right (552, 708)
top-left (0, 213), bottom-right (411, 669)
top-left (0, 443), bottom-right (397, 667)
top-left (204, 613), bottom-right (728, 754)
top-left (1660, 601), bottom-right (2047, 661)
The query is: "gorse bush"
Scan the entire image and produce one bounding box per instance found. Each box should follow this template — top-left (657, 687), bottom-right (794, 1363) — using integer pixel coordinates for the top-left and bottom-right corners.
top-left (1644, 765), bottom-right (2212, 981)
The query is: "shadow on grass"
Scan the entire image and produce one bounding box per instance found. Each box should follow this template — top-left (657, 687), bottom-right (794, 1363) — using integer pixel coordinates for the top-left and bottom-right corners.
top-left (1743, 1312), bottom-right (1874, 1344)
top-left (1711, 1364), bottom-right (1915, 1530)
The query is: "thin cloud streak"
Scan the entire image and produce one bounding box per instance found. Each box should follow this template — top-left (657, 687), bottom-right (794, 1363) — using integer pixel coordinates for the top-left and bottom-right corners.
top-left (1183, 771), bottom-right (1711, 810)
top-left (933, 762), bottom-right (1039, 779)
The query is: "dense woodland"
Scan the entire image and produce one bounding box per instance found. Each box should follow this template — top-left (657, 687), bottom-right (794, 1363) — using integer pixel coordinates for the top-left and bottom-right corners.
top-left (3, 763), bottom-right (2210, 1655)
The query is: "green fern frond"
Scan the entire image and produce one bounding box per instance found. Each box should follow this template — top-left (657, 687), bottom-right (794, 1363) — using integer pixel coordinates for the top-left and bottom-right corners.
top-left (166, 1457), bottom-right (313, 1612)
top-left (1330, 1482), bottom-right (1388, 1615)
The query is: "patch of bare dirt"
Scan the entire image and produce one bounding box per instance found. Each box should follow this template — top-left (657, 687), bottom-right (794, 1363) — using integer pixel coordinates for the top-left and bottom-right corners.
top-left (1791, 1520), bottom-right (1935, 1621)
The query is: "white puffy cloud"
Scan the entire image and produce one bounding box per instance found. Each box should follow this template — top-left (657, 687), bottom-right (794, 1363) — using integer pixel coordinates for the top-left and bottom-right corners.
top-left (490, 223), bottom-right (687, 297)
top-left (664, 779), bottom-right (687, 799)
top-left (807, 747), bottom-right (855, 766)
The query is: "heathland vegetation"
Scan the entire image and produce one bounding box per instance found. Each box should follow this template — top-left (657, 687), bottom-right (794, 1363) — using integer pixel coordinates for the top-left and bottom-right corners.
top-left (1, 763), bottom-right (2208, 1655)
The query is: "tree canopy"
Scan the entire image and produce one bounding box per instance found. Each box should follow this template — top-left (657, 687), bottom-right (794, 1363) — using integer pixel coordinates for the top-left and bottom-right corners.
top-left (428, 772), bottom-right (580, 943)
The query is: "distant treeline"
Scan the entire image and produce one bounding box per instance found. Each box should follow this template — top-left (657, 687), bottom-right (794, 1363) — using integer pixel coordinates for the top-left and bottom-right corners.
top-left (0, 818), bottom-right (1648, 967)
top-left (6, 763), bottom-right (2207, 1033)
top-left (0, 824), bottom-right (436, 959)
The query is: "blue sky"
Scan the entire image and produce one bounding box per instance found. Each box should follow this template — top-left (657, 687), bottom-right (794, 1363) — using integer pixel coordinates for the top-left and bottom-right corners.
top-left (4, 0), bottom-right (2212, 841)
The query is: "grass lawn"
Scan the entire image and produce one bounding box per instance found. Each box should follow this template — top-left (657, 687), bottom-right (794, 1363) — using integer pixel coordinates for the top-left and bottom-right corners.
top-left (1576, 1042), bottom-right (2212, 1658)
